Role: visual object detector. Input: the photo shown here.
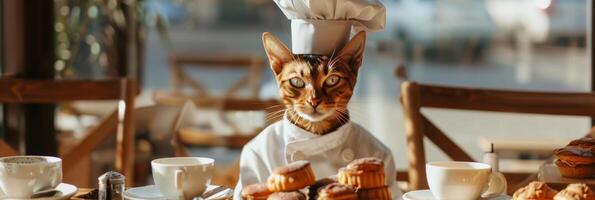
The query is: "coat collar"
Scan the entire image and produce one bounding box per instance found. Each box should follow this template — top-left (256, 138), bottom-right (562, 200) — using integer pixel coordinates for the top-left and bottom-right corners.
top-left (282, 114), bottom-right (352, 157)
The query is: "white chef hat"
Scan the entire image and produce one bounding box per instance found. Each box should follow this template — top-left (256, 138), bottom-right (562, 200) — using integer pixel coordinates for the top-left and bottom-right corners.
top-left (273, 0), bottom-right (385, 55)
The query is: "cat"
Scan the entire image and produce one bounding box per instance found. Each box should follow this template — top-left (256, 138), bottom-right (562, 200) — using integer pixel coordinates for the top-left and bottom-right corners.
top-left (232, 31), bottom-right (401, 199)
top-left (262, 31), bottom-right (366, 135)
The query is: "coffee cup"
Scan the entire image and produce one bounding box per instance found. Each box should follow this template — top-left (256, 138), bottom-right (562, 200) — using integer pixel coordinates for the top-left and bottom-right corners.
top-left (151, 157), bottom-right (214, 200)
top-left (0, 156), bottom-right (62, 198)
top-left (426, 161), bottom-right (499, 200)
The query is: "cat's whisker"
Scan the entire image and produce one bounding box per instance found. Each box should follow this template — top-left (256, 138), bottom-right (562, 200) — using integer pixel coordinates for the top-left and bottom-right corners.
top-left (264, 109), bottom-right (286, 120)
top-left (264, 110), bottom-right (286, 122)
top-left (264, 109), bottom-right (286, 118)
top-left (265, 114), bottom-right (285, 124)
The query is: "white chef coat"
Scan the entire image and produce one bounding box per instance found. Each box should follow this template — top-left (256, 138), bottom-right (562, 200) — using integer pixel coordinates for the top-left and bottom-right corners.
top-left (233, 116), bottom-right (402, 199)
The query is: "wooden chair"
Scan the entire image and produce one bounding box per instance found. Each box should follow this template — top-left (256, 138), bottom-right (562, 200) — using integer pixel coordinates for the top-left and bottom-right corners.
top-left (400, 81), bottom-right (595, 192)
top-left (170, 99), bottom-right (282, 187)
top-left (0, 78), bottom-right (136, 186)
top-left (154, 53), bottom-right (280, 186)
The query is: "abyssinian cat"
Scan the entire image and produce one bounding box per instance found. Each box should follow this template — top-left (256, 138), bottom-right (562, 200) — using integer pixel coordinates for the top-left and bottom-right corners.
top-left (262, 31), bottom-right (366, 135)
top-left (233, 31), bottom-right (400, 199)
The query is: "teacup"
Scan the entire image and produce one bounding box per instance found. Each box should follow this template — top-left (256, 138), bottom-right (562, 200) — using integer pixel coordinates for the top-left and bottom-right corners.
top-left (152, 157), bottom-right (214, 200)
top-left (0, 156), bottom-right (62, 198)
top-left (426, 161), bottom-right (494, 200)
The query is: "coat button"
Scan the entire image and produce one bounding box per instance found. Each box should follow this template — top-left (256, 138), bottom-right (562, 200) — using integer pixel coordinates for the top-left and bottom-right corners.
top-left (341, 148), bottom-right (354, 162)
top-left (291, 150), bottom-right (306, 161)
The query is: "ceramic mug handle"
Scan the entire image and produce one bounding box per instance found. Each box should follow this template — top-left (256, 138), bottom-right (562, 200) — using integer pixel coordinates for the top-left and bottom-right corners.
top-left (175, 169), bottom-right (185, 200)
top-left (482, 172), bottom-right (507, 198)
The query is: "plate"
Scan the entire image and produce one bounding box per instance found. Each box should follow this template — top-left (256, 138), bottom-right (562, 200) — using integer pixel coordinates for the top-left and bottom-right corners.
top-left (403, 190), bottom-right (511, 200)
top-left (0, 183), bottom-right (78, 200)
top-left (124, 185), bottom-right (233, 200)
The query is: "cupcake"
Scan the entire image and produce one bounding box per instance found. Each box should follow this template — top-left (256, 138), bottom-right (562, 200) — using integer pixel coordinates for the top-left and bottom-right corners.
top-left (267, 160), bottom-right (316, 192)
top-left (242, 183), bottom-right (273, 200)
top-left (316, 183), bottom-right (357, 200)
top-left (554, 137), bottom-right (595, 178)
top-left (513, 181), bottom-right (558, 200)
top-left (337, 157), bottom-right (386, 189)
top-left (554, 184), bottom-right (595, 200)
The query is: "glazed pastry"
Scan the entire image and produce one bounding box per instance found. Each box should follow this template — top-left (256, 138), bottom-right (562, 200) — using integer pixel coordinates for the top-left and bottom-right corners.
top-left (316, 183), bottom-right (357, 200)
top-left (513, 181), bottom-right (558, 200)
top-left (554, 184), bottom-right (595, 200)
top-left (242, 183), bottom-right (273, 200)
top-left (308, 176), bottom-right (338, 200)
top-left (267, 160), bottom-right (316, 192)
top-left (267, 191), bottom-right (307, 200)
top-left (567, 137), bottom-right (595, 148)
top-left (554, 137), bottom-right (595, 178)
top-left (337, 157), bottom-right (385, 189)
top-left (357, 185), bottom-right (392, 200)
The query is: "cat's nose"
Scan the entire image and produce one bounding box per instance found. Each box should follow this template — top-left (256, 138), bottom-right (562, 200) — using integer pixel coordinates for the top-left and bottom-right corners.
top-left (308, 97), bottom-right (321, 108)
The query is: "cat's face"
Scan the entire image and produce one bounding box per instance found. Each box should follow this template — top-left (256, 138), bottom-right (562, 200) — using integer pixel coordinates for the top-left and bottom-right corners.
top-left (263, 32), bottom-right (366, 123)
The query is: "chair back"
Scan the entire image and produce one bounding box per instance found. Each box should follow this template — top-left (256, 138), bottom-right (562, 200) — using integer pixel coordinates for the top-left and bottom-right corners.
top-left (0, 78), bottom-right (136, 186)
top-left (168, 53), bottom-right (265, 99)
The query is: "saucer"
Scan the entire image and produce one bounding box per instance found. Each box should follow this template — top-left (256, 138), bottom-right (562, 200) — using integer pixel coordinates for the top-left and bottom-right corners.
top-left (0, 183), bottom-right (78, 200)
top-left (403, 190), bottom-right (511, 200)
top-left (124, 185), bottom-right (233, 200)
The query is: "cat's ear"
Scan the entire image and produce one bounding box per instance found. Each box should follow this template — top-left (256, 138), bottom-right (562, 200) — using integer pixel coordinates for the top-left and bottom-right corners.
top-left (263, 32), bottom-right (293, 75)
top-left (336, 31), bottom-right (366, 71)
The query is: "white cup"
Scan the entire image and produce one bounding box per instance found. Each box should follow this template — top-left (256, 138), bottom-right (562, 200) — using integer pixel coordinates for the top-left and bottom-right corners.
top-left (0, 156), bottom-right (62, 198)
top-left (426, 161), bottom-right (494, 200)
top-left (151, 157), bottom-right (214, 200)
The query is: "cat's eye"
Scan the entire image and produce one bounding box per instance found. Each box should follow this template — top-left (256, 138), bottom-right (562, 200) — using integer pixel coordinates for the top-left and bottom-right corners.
top-left (324, 75), bottom-right (341, 87)
top-left (289, 77), bottom-right (305, 88)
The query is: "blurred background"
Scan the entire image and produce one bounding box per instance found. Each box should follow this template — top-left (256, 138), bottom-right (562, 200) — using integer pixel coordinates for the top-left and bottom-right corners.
top-left (0, 0), bottom-right (593, 189)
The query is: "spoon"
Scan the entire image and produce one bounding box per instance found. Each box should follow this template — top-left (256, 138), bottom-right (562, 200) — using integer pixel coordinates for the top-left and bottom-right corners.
top-left (194, 186), bottom-right (229, 200)
top-left (30, 189), bottom-right (59, 198)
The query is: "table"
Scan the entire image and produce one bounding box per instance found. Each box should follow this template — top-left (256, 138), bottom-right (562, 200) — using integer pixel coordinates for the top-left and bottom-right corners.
top-left (71, 188), bottom-right (93, 199)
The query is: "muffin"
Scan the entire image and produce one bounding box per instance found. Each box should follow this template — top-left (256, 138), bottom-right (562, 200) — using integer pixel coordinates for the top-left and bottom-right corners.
top-left (242, 183), bottom-right (273, 200)
top-left (316, 183), bottom-right (357, 200)
top-left (308, 176), bottom-right (339, 200)
top-left (554, 137), bottom-right (595, 178)
top-left (267, 160), bottom-right (316, 192)
top-left (357, 185), bottom-right (391, 200)
top-left (267, 191), bottom-right (306, 200)
top-left (337, 157), bottom-right (386, 189)
top-left (554, 184), bottom-right (595, 200)
top-left (513, 181), bottom-right (558, 200)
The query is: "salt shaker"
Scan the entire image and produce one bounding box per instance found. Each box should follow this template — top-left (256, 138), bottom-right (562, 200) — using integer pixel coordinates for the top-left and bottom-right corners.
top-left (98, 171), bottom-right (126, 200)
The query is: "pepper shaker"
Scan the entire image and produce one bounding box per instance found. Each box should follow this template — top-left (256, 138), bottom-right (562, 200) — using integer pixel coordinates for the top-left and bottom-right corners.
top-left (98, 171), bottom-right (126, 200)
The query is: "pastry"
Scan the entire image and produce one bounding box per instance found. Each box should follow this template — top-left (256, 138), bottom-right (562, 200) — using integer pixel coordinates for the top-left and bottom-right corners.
top-left (513, 181), bottom-right (558, 200)
top-left (337, 157), bottom-right (385, 189)
top-left (267, 160), bottom-right (316, 192)
top-left (554, 137), bottom-right (595, 178)
top-left (554, 159), bottom-right (595, 179)
top-left (316, 183), bottom-right (357, 200)
top-left (267, 191), bottom-right (307, 200)
top-left (568, 137), bottom-right (595, 148)
top-left (308, 176), bottom-right (338, 200)
top-left (554, 184), bottom-right (595, 200)
top-left (357, 185), bottom-right (391, 200)
top-left (242, 183), bottom-right (273, 200)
